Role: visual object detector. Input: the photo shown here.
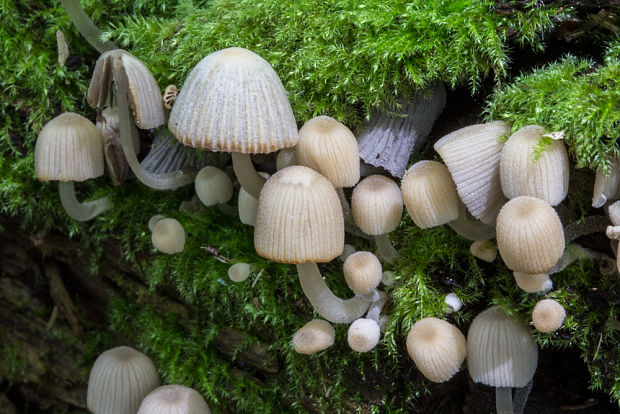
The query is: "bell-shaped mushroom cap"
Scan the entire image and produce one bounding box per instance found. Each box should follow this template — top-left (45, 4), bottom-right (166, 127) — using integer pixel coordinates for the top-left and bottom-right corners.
top-left (496, 196), bottom-right (565, 273)
top-left (433, 121), bottom-right (511, 224)
top-left (532, 299), bottom-right (565, 333)
top-left (343, 251), bottom-right (382, 295)
top-left (347, 318), bottom-right (381, 352)
top-left (194, 166), bottom-right (233, 207)
top-left (292, 319), bottom-right (336, 354)
top-left (168, 47), bottom-right (297, 154)
top-left (467, 307), bottom-right (538, 388)
top-left (152, 218), bottom-right (186, 254)
top-left (296, 116), bottom-right (360, 187)
top-left (87, 345), bottom-right (160, 414)
top-left (35, 112), bottom-right (104, 182)
top-left (137, 385), bottom-right (211, 414)
top-left (513, 272), bottom-right (553, 293)
top-left (470, 240), bottom-right (498, 263)
top-left (406, 317), bottom-right (467, 383)
top-left (500, 125), bottom-right (569, 205)
top-left (87, 49), bottom-right (165, 129)
top-left (254, 166), bottom-right (344, 263)
top-left (401, 160), bottom-right (459, 228)
top-left (351, 175), bottom-right (403, 236)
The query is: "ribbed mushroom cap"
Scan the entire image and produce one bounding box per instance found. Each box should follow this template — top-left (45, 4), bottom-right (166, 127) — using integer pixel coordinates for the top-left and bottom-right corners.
top-left (500, 125), bottom-right (569, 205)
top-left (433, 121), bottom-right (511, 224)
top-left (513, 272), bottom-right (553, 293)
top-left (343, 251), bottom-right (382, 295)
top-left (195, 166), bottom-right (233, 207)
top-left (347, 318), bottom-right (381, 352)
top-left (137, 385), bottom-right (211, 414)
top-left (467, 307), bottom-right (538, 388)
top-left (151, 218), bottom-right (186, 254)
top-left (401, 160), bottom-right (459, 228)
top-left (87, 50), bottom-right (165, 129)
top-left (34, 112), bottom-right (104, 182)
top-left (296, 116), bottom-right (360, 187)
top-left (168, 47), bottom-right (297, 154)
top-left (292, 319), bottom-right (336, 354)
top-left (87, 346), bottom-right (160, 414)
top-left (351, 175), bottom-right (403, 235)
top-left (532, 299), bottom-right (565, 333)
top-left (406, 317), bottom-right (467, 383)
top-left (254, 166), bottom-right (344, 263)
top-left (496, 196), bottom-right (565, 273)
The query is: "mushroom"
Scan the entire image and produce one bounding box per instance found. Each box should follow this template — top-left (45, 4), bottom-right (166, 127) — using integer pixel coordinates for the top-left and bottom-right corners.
top-left (343, 251), bottom-right (382, 296)
top-left (292, 319), bottom-right (336, 354)
top-left (532, 299), bottom-right (565, 333)
top-left (593, 157), bottom-right (620, 208)
top-left (276, 147), bottom-right (297, 170)
top-left (228, 263), bottom-right (253, 283)
top-left (194, 166), bottom-right (236, 216)
top-left (237, 172), bottom-right (270, 226)
top-left (381, 271), bottom-right (396, 287)
top-left (59, 0), bottom-right (117, 53)
top-left (444, 293), bottom-right (463, 313)
top-left (340, 244), bottom-right (357, 262)
top-left (347, 318), bottom-right (381, 352)
top-left (34, 112), bottom-right (110, 221)
top-left (151, 218), bottom-right (185, 254)
top-left (513, 272), bottom-right (553, 293)
top-left (137, 384), bottom-right (211, 414)
top-left (470, 240), bottom-right (498, 263)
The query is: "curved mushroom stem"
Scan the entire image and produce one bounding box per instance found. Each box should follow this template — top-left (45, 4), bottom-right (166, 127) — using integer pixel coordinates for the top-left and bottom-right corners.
top-left (58, 181), bottom-right (110, 221)
top-left (296, 262), bottom-right (371, 324)
top-left (513, 379), bottom-right (533, 414)
top-left (365, 290), bottom-right (388, 322)
top-left (448, 204), bottom-right (496, 241)
top-left (375, 233), bottom-right (399, 264)
top-left (336, 187), bottom-right (354, 225)
top-left (232, 152), bottom-right (266, 199)
top-left (563, 215), bottom-right (610, 243)
top-left (496, 387), bottom-right (513, 414)
top-left (59, 0), bottom-right (117, 53)
top-left (548, 243), bottom-right (611, 274)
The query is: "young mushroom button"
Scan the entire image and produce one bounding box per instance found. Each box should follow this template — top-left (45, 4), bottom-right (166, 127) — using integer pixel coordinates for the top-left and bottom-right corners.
top-left (137, 385), bottom-right (211, 414)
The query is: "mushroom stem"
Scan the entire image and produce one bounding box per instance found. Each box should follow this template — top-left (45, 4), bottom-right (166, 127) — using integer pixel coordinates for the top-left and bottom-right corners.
top-left (564, 215), bottom-right (610, 243)
top-left (548, 243), bottom-right (611, 274)
top-left (513, 379), bottom-right (534, 414)
top-left (296, 262), bottom-right (371, 324)
top-left (336, 187), bottom-right (355, 225)
top-left (447, 204), bottom-right (496, 241)
top-left (58, 181), bottom-right (110, 221)
top-left (365, 290), bottom-right (388, 322)
top-left (232, 152), bottom-right (266, 199)
top-left (59, 0), bottom-right (117, 53)
top-left (496, 387), bottom-right (514, 414)
top-left (375, 233), bottom-right (399, 264)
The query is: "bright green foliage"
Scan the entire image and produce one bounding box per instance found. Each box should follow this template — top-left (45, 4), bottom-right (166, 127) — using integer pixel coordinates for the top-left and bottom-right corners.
top-left (484, 38), bottom-right (620, 174)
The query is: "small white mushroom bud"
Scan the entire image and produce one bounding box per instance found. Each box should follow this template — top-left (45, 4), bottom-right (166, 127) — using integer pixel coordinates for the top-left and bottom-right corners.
top-left (381, 271), bottom-right (396, 287)
top-left (470, 240), bottom-right (498, 263)
top-left (343, 251), bottom-right (382, 295)
top-left (137, 384), bottom-right (211, 414)
top-left (347, 318), bottom-right (381, 352)
top-left (152, 218), bottom-right (185, 254)
top-left (292, 320), bottom-right (335, 354)
top-left (444, 293), bottom-right (463, 313)
top-left (532, 299), bottom-right (566, 333)
top-left (148, 214), bottom-right (166, 232)
top-left (195, 166), bottom-right (234, 207)
top-left (513, 272), bottom-right (553, 293)
top-left (228, 263), bottom-right (253, 282)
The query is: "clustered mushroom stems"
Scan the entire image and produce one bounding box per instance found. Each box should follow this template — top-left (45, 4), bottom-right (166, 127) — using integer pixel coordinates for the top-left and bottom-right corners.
top-left (374, 233), bottom-right (400, 264)
top-left (59, 181), bottom-right (111, 222)
top-left (60, 0), bottom-right (117, 53)
top-left (364, 289), bottom-right (388, 323)
top-left (336, 187), bottom-right (355, 226)
top-left (231, 152), bottom-right (267, 199)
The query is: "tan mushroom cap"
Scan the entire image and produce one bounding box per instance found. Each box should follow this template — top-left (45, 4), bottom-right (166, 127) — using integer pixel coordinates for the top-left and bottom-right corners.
top-left (532, 299), bottom-right (565, 333)
top-left (513, 272), bottom-right (553, 293)
top-left (152, 218), bottom-right (186, 254)
top-left (195, 166), bottom-right (233, 207)
top-left (137, 385), bottom-right (211, 414)
top-left (254, 166), bottom-right (344, 263)
top-left (496, 196), bottom-right (565, 273)
top-left (470, 240), bottom-right (498, 263)
top-left (169, 47), bottom-right (298, 154)
top-left (347, 318), bottom-right (381, 352)
top-left (351, 175), bottom-right (403, 235)
top-left (406, 317), bottom-right (467, 383)
top-left (343, 251), bottom-right (382, 295)
top-left (34, 112), bottom-right (104, 182)
top-left (292, 319), bottom-right (336, 354)
top-left (87, 346), bottom-right (160, 414)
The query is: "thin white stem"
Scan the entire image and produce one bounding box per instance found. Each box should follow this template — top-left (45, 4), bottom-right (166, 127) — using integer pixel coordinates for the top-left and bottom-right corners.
top-left (232, 152), bottom-right (266, 199)
top-left (448, 204), bottom-right (496, 241)
top-left (59, 0), bottom-right (117, 53)
top-left (375, 233), bottom-right (399, 264)
top-left (496, 387), bottom-right (513, 414)
top-left (59, 181), bottom-right (109, 221)
top-left (365, 290), bottom-right (388, 322)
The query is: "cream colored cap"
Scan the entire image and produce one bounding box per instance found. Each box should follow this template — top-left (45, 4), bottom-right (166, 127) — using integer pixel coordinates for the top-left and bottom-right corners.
top-left (254, 166), bottom-right (344, 263)
top-left (351, 175), bottom-right (403, 235)
top-left (513, 272), bottom-right (553, 293)
top-left (228, 263), bottom-right (252, 282)
top-left (34, 112), bottom-right (104, 182)
top-left (169, 47), bottom-right (298, 153)
top-left (292, 319), bottom-right (336, 354)
top-left (470, 240), bottom-right (498, 263)
top-left (343, 251), bottom-right (382, 295)
top-left (87, 346), bottom-right (160, 414)
top-left (152, 218), bottom-right (186, 254)
top-left (347, 318), bottom-right (381, 352)
top-left (406, 317), bottom-right (466, 383)
top-left (532, 299), bottom-right (565, 333)
top-left (195, 166), bottom-right (233, 207)
top-left (137, 385), bottom-right (211, 414)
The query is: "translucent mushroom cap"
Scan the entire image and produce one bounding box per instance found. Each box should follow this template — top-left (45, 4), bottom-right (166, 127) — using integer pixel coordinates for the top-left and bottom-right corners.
top-left (87, 346), bottom-right (160, 414)
top-left (496, 196), bottom-right (565, 273)
top-left (254, 166), bottom-right (344, 263)
top-left (151, 218), bottom-right (186, 254)
top-left (406, 317), bottom-right (467, 383)
top-left (195, 166), bottom-right (233, 207)
top-left (292, 319), bottom-right (336, 354)
top-left (351, 175), bottom-right (403, 235)
top-left (34, 112), bottom-right (104, 182)
top-left (401, 160), bottom-right (460, 228)
top-left (433, 121), bottom-right (511, 224)
top-left (343, 251), bottom-right (382, 295)
top-left (228, 262), bottom-right (252, 282)
top-left (168, 47), bottom-right (298, 154)
top-left (532, 299), bottom-right (566, 333)
top-left (467, 307), bottom-right (538, 388)
top-left (137, 385), bottom-right (211, 414)
top-left (500, 125), bottom-right (569, 205)
top-left (347, 318), bottom-right (381, 352)
top-left (296, 116), bottom-right (360, 187)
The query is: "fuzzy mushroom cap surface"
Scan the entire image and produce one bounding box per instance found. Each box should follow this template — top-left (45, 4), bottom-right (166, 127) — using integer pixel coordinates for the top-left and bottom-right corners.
top-left (254, 166), bottom-right (344, 263)
top-left (500, 125), bottom-right (569, 205)
top-left (467, 307), bottom-right (538, 388)
top-left (343, 251), bottom-right (382, 295)
top-left (347, 318), bottom-right (381, 352)
top-left (292, 319), bottom-right (336, 354)
top-left (513, 272), bottom-right (553, 293)
top-left (195, 166), bottom-right (234, 206)
top-left (137, 385), bottom-right (211, 414)
top-left (351, 175), bottom-right (403, 235)
top-left (296, 116), bottom-right (360, 187)
top-left (35, 112), bottom-right (104, 182)
top-left (151, 218), bottom-right (186, 254)
top-left (87, 346), bottom-right (160, 414)
top-left (168, 47), bottom-right (297, 154)
top-left (532, 299), bottom-right (566, 333)
top-left (496, 196), bottom-right (565, 273)
top-left (406, 317), bottom-right (467, 383)
top-left (401, 160), bottom-right (459, 228)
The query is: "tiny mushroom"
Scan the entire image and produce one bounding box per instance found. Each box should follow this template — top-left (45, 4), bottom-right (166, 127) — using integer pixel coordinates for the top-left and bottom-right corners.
top-left (137, 384), bottom-right (211, 414)
top-left (195, 166), bottom-right (233, 207)
top-left (292, 319), bottom-right (336, 354)
top-left (347, 318), bottom-right (381, 352)
top-left (444, 293), bottom-right (463, 313)
top-left (513, 272), bottom-right (553, 293)
top-left (470, 240), bottom-right (498, 263)
top-left (343, 251), bottom-right (383, 296)
top-left (228, 263), bottom-right (253, 283)
top-left (532, 299), bottom-right (566, 333)
top-left (151, 218), bottom-right (186, 254)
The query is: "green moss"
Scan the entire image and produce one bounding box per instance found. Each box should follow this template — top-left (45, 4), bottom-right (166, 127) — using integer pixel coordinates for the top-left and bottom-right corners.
top-left (0, 338), bottom-right (28, 381)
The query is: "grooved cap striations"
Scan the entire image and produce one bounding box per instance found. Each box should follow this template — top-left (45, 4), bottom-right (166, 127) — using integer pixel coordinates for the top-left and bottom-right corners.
top-left (137, 385), bottom-right (211, 414)
top-left (532, 299), bottom-right (566, 333)
top-left (296, 116), bottom-right (360, 187)
top-left (401, 160), bottom-right (459, 228)
top-left (292, 319), bottom-right (336, 354)
top-left (406, 317), bottom-right (467, 383)
top-left (254, 166), bottom-right (344, 263)
top-left (351, 175), bottom-right (403, 235)
top-left (467, 307), bottom-right (538, 388)
top-left (168, 47), bottom-right (298, 154)
top-left (87, 346), bottom-right (160, 414)
top-left (343, 251), bottom-right (382, 295)
top-left (34, 112), bottom-right (104, 182)
top-left (496, 196), bottom-right (565, 273)
top-left (500, 125), bottom-right (569, 205)
top-left (433, 121), bottom-right (511, 223)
